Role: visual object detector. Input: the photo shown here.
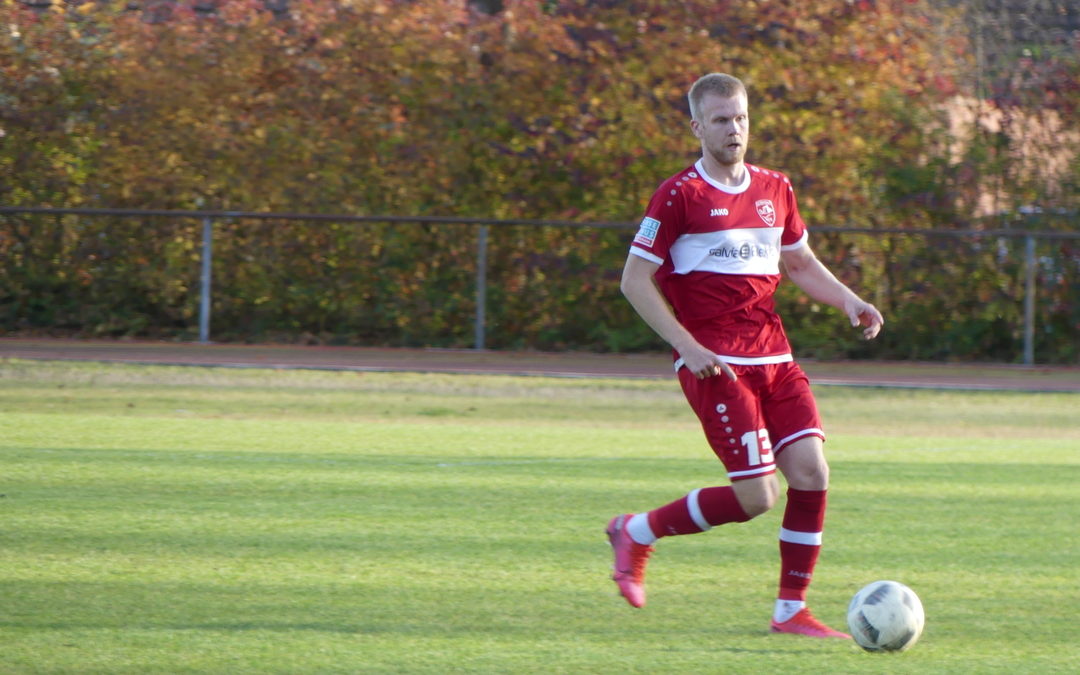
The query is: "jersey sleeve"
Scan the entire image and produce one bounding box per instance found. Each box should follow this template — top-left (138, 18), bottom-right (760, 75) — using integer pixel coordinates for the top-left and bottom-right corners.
top-left (779, 176), bottom-right (808, 250)
top-left (629, 180), bottom-right (684, 265)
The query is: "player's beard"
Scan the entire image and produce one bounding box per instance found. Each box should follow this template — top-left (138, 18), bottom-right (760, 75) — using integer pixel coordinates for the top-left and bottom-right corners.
top-left (707, 138), bottom-right (746, 167)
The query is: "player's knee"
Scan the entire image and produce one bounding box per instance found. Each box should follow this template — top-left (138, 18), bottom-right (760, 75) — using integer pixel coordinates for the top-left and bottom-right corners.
top-left (733, 474), bottom-right (780, 517)
top-left (799, 460), bottom-right (829, 486)
top-left (777, 443), bottom-right (830, 490)
top-left (792, 459), bottom-right (829, 490)
top-left (816, 460), bottom-right (830, 486)
top-left (803, 457), bottom-right (825, 490)
top-left (739, 493), bottom-right (776, 518)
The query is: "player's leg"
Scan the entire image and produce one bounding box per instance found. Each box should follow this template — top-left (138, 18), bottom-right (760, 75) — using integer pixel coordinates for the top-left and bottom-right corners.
top-left (640, 477), bottom-right (767, 541)
top-left (606, 478), bottom-right (762, 608)
top-left (763, 364), bottom-right (849, 638)
top-left (774, 433), bottom-right (830, 610)
top-left (769, 436), bottom-right (847, 637)
top-left (607, 486), bottom-right (761, 609)
top-left (606, 366), bottom-right (772, 608)
top-left (772, 436), bottom-right (832, 613)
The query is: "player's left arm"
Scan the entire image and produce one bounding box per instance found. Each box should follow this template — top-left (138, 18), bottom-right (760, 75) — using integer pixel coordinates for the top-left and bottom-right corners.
top-left (780, 244), bottom-right (884, 340)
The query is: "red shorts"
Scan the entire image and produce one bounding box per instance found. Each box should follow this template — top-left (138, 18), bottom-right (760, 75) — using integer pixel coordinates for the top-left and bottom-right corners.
top-left (677, 361), bottom-right (824, 482)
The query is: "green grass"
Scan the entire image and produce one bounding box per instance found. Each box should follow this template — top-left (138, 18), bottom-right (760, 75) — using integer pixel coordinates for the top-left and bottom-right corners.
top-left (1, 359), bottom-right (1078, 674)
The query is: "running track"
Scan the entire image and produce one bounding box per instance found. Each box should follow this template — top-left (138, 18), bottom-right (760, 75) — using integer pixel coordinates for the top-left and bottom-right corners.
top-left (2, 338), bottom-right (1078, 393)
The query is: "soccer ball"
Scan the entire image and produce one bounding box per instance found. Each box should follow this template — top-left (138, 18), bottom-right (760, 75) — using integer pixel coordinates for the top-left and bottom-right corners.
top-left (846, 580), bottom-right (925, 652)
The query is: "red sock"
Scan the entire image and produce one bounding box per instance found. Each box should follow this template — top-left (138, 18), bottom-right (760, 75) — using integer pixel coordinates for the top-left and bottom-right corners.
top-left (647, 486), bottom-right (750, 538)
top-left (777, 488), bottom-right (827, 602)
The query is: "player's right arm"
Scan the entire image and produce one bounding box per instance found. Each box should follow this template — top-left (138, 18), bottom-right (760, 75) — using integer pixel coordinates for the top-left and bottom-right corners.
top-left (620, 254), bottom-right (737, 382)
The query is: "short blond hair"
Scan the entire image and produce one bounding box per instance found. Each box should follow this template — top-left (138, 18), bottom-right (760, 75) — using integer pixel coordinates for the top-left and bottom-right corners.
top-left (688, 73), bottom-right (747, 121)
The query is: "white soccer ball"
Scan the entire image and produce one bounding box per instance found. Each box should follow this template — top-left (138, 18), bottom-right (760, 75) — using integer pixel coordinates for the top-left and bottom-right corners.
top-left (846, 580), bottom-right (925, 652)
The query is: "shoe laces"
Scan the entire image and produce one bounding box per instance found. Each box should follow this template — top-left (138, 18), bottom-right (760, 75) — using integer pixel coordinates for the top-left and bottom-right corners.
top-left (790, 608), bottom-right (842, 633)
top-left (791, 608), bottom-right (822, 626)
top-left (628, 543), bottom-right (654, 582)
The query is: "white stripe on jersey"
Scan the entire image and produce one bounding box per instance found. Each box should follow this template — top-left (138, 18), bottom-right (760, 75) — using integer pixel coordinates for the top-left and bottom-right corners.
top-left (669, 227), bottom-right (783, 276)
top-left (630, 230), bottom-right (807, 270)
top-left (781, 229), bottom-right (809, 251)
top-left (674, 354), bottom-right (793, 371)
top-left (629, 246), bottom-right (663, 265)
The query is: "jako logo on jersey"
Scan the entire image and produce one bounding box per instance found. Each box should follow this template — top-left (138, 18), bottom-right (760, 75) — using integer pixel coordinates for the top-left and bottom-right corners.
top-left (755, 199), bottom-right (776, 226)
top-left (710, 208), bottom-right (729, 217)
top-left (633, 216), bottom-right (661, 247)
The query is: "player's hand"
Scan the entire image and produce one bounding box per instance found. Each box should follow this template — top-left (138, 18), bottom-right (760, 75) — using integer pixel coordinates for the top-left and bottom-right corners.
top-left (708, 360), bottom-right (738, 382)
top-left (681, 347), bottom-right (737, 382)
top-left (844, 297), bottom-right (884, 340)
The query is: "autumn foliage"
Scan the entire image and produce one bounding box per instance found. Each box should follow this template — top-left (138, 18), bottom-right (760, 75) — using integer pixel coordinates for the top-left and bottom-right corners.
top-left (1, 0), bottom-right (1077, 361)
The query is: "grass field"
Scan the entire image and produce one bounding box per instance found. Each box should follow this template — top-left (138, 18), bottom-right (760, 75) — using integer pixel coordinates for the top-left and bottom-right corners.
top-left (1, 359), bottom-right (1078, 674)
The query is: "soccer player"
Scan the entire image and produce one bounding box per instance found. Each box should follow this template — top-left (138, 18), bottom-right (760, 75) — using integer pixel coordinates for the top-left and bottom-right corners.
top-left (606, 72), bottom-right (884, 638)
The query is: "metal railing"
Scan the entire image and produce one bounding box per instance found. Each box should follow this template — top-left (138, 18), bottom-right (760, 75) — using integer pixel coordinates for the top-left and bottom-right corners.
top-left (2, 206), bottom-right (1077, 364)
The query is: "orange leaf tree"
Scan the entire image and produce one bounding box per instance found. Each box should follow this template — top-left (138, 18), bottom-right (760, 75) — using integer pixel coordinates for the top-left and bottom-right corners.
top-left (4, 0), bottom-right (1073, 360)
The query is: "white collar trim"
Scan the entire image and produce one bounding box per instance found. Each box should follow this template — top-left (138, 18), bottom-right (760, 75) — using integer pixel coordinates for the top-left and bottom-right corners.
top-left (695, 158), bottom-right (750, 194)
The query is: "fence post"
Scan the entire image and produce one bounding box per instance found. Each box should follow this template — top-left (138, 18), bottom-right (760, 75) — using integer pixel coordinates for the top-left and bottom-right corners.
top-left (199, 216), bottom-right (213, 344)
top-left (1022, 234), bottom-right (1036, 365)
top-left (474, 224), bottom-right (489, 350)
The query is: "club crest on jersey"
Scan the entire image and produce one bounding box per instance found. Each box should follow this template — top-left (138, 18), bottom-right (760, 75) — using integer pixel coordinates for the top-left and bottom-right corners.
top-left (633, 216), bottom-right (661, 247)
top-left (755, 199), bottom-right (776, 227)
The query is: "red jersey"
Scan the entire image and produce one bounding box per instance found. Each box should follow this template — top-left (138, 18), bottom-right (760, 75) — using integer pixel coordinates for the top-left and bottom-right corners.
top-left (630, 158), bottom-right (809, 364)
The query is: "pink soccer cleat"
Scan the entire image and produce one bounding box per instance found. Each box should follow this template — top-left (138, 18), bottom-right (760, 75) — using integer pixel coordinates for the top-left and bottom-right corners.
top-left (606, 514), bottom-right (654, 608)
top-left (770, 607), bottom-right (852, 639)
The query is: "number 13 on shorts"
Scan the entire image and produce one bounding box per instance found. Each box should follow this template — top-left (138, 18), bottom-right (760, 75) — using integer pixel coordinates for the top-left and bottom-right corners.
top-left (741, 429), bottom-right (774, 466)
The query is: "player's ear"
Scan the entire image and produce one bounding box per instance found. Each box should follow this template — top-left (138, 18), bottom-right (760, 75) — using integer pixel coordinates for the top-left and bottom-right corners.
top-left (690, 118), bottom-right (702, 139)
